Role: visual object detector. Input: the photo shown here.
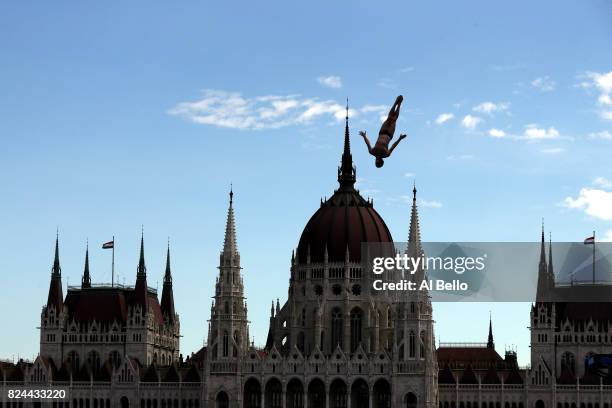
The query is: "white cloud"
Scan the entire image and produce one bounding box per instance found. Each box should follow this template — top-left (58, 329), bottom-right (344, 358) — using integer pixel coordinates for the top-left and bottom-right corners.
top-left (317, 76), bottom-right (343, 89)
top-left (419, 199), bottom-right (443, 209)
top-left (169, 89), bottom-right (384, 130)
top-left (399, 66), bottom-right (415, 73)
top-left (563, 188), bottom-right (612, 220)
top-left (523, 124), bottom-right (560, 140)
top-left (404, 172), bottom-right (415, 178)
top-left (594, 177), bottom-right (612, 189)
top-left (473, 101), bottom-right (510, 115)
top-left (435, 113), bottom-right (454, 125)
top-left (577, 71), bottom-right (612, 120)
top-left (400, 195), bottom-right (442, 208)
top-left (461, 115), bottom-right (483, 130)
top-left (531, 76), bottom-right (556, 92)
top-left (589, 130), bottom-right (612, 140)
top-left (488, 128), bottom-right (506, 138)
top-left (541, 147), bottom-right (565, 154)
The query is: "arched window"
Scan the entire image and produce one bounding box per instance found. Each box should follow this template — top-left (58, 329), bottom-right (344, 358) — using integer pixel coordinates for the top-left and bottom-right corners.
top-left (331, 308), bottom-right (343, 350)
top-left (109, 350), bottom-right (122, 368)
top-left (87, 350), bottom-right (100, 372)
top-left (67, 350), bottom-right (80, 372)
top-left (216, 391), bottom-right (229, 408)
top-left (224, 302), bottom-right (229, 314)
top-left (297, 332), bottom-right (305, 353)
top-left (561, 352), bottom-right (575, 375)
top-left (409, 331), bottom-right (416, 358)
top-left (301, 308), bottom-right (306, 327)
top-left (222, 331), bottom-right (229, 357)
top-left (387, 307), bottom-right (393, 328)
top-left (233, 331), bottom-right (240, 357)
top-left (406, 393), bottom-right (417, 408)
top-left (350, 308), bottom-right (363, 352)
top-left (420, 331), bottom-right (426, 358)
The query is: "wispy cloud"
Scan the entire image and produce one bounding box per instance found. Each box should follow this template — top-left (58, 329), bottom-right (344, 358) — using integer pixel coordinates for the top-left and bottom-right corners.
top-left (169, 90), bottom-right (384, 130)
top-left (398, 66), bottom-right (415, 73)
top-left (461, 115), bottom-right (483, 130)
top-left (404, 172), bottom-right (415, 178)
top-left (317, 75), bottom-right (343, 89)
top-left (400, 195), bottom-right (443, 208)
top-left (576, 71), bottom-right (612, 120)
top-left (541, 147), bottom-right (565, 154)
top-left (473, 101), bottom-right (510, 115)
top-left (523, 124), bottom-right (560, 140)
top-left (588, 130), bottom-right (612, 140)
top-left (563, 188), bottom-right (612, 221)
top-left (594, 177), bottom-right (612, 189)
top-left (531, 76), bottom-right (556, 92)
top-left (419, 199), bottom-right (443, 208)
top-left (435, 113), bottom-right (454, 125)
top-left (488, 128), bottom-right (506, 138)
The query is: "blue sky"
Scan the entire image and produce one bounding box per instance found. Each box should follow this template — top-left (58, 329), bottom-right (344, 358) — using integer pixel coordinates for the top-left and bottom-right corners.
top-left (1, 0), bottom-right (612, 365)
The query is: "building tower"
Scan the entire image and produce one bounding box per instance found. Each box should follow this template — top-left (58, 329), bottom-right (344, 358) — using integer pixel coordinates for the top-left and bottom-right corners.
top-left (392, 184), bottom-right (439, 408)
top-left (206, 189), bottom-right (251, 404)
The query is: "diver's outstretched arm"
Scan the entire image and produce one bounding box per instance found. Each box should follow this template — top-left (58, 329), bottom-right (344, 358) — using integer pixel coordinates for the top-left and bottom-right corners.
top-left (388, 134), bottom-right (407, 155)
top-left (359, 131), bottom-right (374, 154)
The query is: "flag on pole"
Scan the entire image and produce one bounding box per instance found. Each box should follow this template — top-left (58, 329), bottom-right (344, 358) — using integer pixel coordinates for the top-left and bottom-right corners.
top-left (102, 240), bottom-right (114, 249)
top-left (584, 236), bottom-right (595, 245)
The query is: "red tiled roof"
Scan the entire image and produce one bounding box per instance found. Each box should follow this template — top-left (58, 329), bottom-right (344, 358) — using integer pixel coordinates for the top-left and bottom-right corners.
top-left (63, 287), bottom-right (164, 325)
top-left (437, 347), bottom-right (503, 364)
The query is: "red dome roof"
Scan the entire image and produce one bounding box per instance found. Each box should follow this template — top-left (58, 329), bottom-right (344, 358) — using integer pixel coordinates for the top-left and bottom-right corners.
top-left (297, 189), bottom-right (393, 264)
top-left (296, 114), bottom-right (393, 264)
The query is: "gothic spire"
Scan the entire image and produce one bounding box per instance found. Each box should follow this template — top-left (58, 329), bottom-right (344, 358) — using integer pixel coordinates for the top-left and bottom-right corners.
top-left (539, 220), bottom-right (547, 267)
top-left (407, 182), bottom-right (422, 254)
top-left (536, 220), bottom-right (550, 302)
top-left (338, 99), bottom-right (356, 189)
top-left (222, 188), bottom-right (238, 257)
top-left (134, 229), bottom-right (148, 312)
top-left (82, 242), bottom-right (91, 288)
top-left (161, 240), bottom-right (175, 323)
top-left (52, 232), bottom-right (61, 277)
top-left (547, 232), bottom-right (554, 281)
top-left (487, 312), bottom-right (494, 349)
top-left (47, 233), bottom-right (64, 312)
top-left (137, 229), bottom-right (147, 277)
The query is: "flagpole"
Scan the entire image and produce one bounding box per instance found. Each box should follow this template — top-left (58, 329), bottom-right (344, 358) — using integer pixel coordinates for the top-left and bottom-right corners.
top-left (592, 230), bottom-right (595, 284)
top-left (112, 235), bottom-right (115, 287)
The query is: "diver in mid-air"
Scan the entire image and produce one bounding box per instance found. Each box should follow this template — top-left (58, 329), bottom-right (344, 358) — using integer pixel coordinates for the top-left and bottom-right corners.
top-left (360, 95), bottom-right (407, 168)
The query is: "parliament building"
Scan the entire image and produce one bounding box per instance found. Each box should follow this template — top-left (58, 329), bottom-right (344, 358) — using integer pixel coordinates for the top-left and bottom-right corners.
top-left (1, 116), bottom-right (611, 408)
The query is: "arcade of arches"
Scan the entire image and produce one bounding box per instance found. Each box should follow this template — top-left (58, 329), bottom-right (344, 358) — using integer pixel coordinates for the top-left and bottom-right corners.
top-left (240, 377), bottom-right (412, 408)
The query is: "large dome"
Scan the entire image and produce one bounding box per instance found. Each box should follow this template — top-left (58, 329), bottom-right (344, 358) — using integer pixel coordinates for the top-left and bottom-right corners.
top-left (296, 116), bottom-right (394, 264)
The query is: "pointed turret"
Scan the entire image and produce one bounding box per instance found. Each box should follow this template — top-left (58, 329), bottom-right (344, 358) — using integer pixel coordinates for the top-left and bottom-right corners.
top-left (407, 183), bottom-right (423, 259)
top-left (487, 313), bottom-right (494, 349)
top-left (539, 221), bottom-right (547, 270)
top-left (46, 234), bottom-right (64, 312)
top-left (134, 231), bottom-right (148, 312)
top-left (161, 241), bottom-right (176, 323)
top-left (208, 188), bottom-right (249, 359)
top-left (547, 232), bottom-right (554, 283)
top-left (81, 243), bottom-right (91, 288)
top-left (223, 188), bottom-right (238, 258)
top-left (536, 221), bottom-right (550, 302)
top-left (337, 100), bottom-right (356, 190)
